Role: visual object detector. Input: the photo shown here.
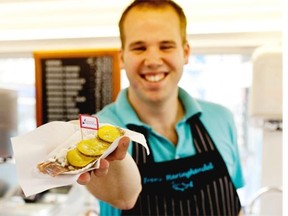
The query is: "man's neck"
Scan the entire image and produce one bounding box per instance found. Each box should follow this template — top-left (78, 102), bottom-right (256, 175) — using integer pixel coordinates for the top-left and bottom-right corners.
top-left (129, 93), bottom-right (184, 145)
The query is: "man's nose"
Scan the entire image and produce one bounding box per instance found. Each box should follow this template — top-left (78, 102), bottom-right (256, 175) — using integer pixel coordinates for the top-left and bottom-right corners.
top-left (144, 50), bottom-right (163, 67)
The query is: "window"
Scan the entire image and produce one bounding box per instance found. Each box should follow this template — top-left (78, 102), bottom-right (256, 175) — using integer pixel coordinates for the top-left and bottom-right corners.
top-left (0, 58), bottom-right (36, 135)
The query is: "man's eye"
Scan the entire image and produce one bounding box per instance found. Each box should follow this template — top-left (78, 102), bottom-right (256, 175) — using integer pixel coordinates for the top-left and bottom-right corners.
top-left (131, 47), bottom-right (146, 51)
top-left (160, 45), bottom-right (174, 50)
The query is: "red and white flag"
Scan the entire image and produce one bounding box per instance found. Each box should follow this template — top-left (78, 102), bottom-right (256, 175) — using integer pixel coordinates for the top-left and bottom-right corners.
top-left (79, 114), bottom-right (99, 130)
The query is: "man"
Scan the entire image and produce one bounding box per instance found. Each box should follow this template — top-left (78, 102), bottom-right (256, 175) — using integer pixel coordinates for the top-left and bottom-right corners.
top-left (78, 0), bottom-right (244, 215)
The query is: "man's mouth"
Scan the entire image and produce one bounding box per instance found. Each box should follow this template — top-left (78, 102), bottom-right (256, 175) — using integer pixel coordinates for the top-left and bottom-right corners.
top-left (142, 73), bottom-right (166, 82)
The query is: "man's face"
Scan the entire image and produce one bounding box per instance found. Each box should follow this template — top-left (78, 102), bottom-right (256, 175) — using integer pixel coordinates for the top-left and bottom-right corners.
top-left (120, 6), bottom-right (190, 104)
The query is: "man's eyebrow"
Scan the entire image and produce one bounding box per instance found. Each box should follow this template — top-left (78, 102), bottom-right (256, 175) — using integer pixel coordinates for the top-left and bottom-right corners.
top-left (129, 41), bottom-right (145, 47)
top-left (161, 40), bottom-right (176, 45)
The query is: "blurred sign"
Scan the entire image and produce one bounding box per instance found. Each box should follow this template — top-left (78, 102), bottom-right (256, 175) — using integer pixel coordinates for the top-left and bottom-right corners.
top-left (34, 49), bottom-right (120, 126)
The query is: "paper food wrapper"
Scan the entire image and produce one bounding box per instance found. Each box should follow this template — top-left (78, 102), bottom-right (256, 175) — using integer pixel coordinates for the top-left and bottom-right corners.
top-left (11, 121), bottom-right (149, 197)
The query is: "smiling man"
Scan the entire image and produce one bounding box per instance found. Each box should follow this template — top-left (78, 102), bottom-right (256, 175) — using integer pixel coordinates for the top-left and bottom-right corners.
top-left (77, 1), bottom-right (245, 215)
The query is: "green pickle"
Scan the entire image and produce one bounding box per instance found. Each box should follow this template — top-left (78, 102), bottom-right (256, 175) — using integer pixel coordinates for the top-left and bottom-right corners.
top-left (77, 137), bottom-right (110, 156)
top-left (98, 125), bottom-right (123, 143)
top-left (66, 148), bottom-right (96, 167)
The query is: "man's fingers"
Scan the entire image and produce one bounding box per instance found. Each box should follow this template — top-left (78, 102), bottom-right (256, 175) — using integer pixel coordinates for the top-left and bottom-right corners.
top-left (106, 136), bottom-right (130, 161)
top-left (93, 159), bottom-right (110, 177)
top-left (77, 172), bottom-right (91, 185)
top-left (77, 159), bottom-right (110, 184)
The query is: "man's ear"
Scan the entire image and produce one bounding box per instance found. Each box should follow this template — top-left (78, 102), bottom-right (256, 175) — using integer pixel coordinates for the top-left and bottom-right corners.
top-left (119, 49), bottom-right (125, 69)
top-left (183, 41), bottom-right (190, 65)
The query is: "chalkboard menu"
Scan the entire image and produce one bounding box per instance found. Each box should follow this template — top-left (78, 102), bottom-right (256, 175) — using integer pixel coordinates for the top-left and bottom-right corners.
top-left (34, 49), bottom-right (120, 126)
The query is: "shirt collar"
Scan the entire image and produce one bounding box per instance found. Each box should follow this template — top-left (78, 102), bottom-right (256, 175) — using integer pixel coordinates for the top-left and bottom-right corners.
top-left (115, 87), bottom-right (202, 127)
top-left (115, 88), bottom-right (144, 127)
top-left (178, 87), bottom-right (202, 121)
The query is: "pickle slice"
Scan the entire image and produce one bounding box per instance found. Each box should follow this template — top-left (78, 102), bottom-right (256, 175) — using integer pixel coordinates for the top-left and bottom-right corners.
top-left (66, 148), bottom-right (97, 168)
top-left (98, 125), bottom-right (123, 143)
top-left (77, 137), bottom-right (110, 156)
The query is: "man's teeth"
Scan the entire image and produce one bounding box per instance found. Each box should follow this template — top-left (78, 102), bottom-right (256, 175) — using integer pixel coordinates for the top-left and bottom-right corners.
top-left (144, 73), bottom-right (165, 82)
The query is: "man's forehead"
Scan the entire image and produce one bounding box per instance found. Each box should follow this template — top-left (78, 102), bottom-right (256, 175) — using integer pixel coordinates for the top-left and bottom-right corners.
top-left (123, 7), bottom-right (179, 29)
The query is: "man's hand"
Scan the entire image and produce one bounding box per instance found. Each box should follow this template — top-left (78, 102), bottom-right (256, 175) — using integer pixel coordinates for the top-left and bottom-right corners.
top-left (77, 136), bottom-right (130, 185)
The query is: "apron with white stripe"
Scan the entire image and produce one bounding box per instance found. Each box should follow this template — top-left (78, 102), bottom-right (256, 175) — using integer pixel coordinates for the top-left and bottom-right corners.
top-left (122, 114), bottom-right (241, 216)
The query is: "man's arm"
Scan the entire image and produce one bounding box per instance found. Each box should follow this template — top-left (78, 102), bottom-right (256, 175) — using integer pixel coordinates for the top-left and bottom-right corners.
top-left (77, 136), bottom-right (142, 210)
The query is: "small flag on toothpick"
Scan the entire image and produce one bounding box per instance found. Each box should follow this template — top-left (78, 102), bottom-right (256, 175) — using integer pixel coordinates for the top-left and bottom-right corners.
top-left (79, 114), bottom-right (99, 130)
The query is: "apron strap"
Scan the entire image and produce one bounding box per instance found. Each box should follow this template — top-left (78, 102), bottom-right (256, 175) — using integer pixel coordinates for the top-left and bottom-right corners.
top-left (187, 114), bottom-right (216, 154)
top-left (126, 124), bottom-right (154, 164)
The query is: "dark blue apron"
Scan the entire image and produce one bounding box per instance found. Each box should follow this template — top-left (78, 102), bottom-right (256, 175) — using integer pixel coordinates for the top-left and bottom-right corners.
top-left (122, 114), bottom-right (241, 216)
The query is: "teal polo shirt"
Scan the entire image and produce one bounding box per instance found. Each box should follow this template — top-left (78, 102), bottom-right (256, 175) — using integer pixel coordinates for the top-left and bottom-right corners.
top-left (96, 87), bottom-right (244, 216)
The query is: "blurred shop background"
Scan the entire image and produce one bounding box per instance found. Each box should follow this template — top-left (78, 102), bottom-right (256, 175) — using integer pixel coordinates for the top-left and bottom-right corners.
top-left (0, 0), bottom-right (284, 215)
